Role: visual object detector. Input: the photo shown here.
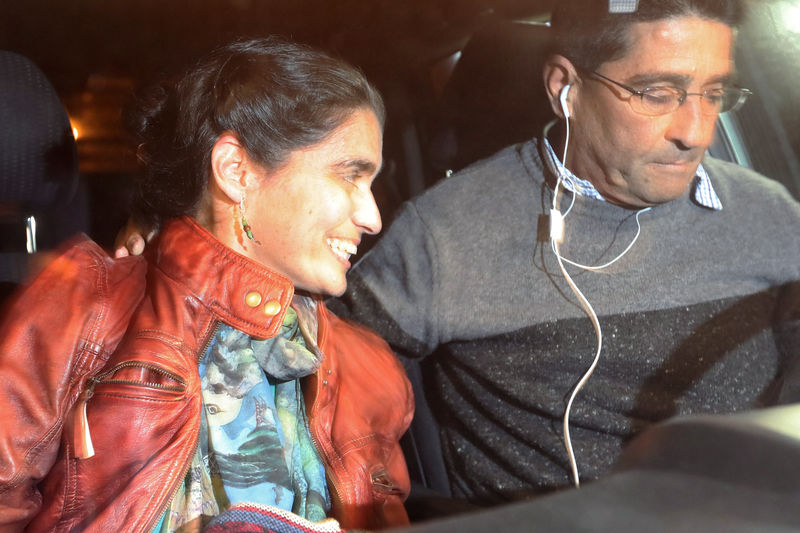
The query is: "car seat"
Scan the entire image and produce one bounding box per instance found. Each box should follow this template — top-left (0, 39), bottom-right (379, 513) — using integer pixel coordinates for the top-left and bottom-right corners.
top-left (428, 19), bottom-right (555, 176)
top-left (0, 50), bottom-right (88, 301)
top-left (402, 20), bottom-right (556, 519)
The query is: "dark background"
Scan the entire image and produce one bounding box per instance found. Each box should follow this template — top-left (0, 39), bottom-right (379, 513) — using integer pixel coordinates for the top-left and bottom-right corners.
top-left (1, 0), bottom-right (798, 248)
top-left (0, 0), bottom-right (551, 246)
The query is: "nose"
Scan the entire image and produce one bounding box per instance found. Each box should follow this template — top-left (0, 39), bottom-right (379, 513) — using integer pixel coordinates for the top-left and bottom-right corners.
top-left (665, 96), bottom-right (718, 150)
top-left (352, 188), bottom-right (382, 235)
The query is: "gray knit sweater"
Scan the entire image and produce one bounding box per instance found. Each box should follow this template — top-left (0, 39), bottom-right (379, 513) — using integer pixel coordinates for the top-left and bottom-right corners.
top-left (332, 139), bottom-right (800, 504)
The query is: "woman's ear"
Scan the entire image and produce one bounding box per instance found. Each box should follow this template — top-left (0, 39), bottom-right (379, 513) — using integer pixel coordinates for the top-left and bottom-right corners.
top-left (210, 133), bottom-right (248, 204)
top-left (544, 54), bottom-right (579, 120)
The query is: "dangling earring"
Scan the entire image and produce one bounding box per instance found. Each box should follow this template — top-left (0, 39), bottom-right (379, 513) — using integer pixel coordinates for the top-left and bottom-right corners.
top-left (239, 197), bottom-right (261, 245)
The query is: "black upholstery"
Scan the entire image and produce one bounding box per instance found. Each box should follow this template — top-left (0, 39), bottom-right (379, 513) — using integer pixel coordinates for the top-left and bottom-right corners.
top-left (429, 19), bottom-right (555, 175)
top-left (398, 405), bottom-right (800, 532)
top-left (402, 20), bottom-right (557, 519)
top-left (0, 51), bottom-right (87, 297)
top-left (615, 403), bottom-right (800, 490)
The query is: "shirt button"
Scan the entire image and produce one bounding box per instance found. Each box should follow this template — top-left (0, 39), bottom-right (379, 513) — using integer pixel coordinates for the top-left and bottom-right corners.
top-left (263, 300), bottom-right (281, 317)
top-left (322, 379), bottom-right (328, 386)
top-left (244, 291), bottom-right (262, 308)
top-left (326, 369), bottom-right (332, 375)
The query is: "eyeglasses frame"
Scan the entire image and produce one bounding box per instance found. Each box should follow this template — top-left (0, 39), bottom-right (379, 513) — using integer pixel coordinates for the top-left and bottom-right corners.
top-left (586, 70), bottom-right (752, 116)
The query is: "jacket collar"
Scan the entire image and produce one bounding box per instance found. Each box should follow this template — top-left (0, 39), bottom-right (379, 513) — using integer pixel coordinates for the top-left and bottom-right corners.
top-left (153, 216), bottom-right (295, 340)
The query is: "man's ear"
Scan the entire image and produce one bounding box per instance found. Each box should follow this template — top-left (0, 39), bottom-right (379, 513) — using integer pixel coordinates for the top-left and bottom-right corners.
top-left (544, 55), bottom-right (579, 119)
top-left (210, 133), bottom-right (249, 205)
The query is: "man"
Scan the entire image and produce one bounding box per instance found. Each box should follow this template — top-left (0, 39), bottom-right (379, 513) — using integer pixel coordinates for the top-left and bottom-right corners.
top-left (329, 0), bottom-right (800, 506)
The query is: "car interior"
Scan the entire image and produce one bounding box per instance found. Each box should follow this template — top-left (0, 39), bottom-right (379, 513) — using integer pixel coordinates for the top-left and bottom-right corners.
top-left (2, 1), bottom-right (800, 531)
top-left (0, 50), bottom-right (89, 301)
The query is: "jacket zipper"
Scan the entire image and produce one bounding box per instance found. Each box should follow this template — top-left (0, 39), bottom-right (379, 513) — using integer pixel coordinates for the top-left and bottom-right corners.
top-left (307, 307), bottom-right (345, 512)
top-left (310, 426), bottom-right (343, 512)
top-left (141, 321), bottom-right (220, 533)
top-left (307, 372), bottom-right (344, 513)
top-left (73, 386), bottom-right (95, 458)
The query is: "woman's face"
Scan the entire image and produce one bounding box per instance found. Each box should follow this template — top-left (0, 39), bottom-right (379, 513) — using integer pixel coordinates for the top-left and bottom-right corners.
top-left (244, 108), bottom-right (383, 296)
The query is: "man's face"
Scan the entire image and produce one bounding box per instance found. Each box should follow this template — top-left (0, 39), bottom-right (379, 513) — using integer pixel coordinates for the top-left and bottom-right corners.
top-left (568, 15), bottom-right (734, 208)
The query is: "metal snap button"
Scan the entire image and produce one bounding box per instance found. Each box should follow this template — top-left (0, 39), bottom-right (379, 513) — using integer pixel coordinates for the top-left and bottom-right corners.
top-left (263, 300), bottom-right (281, 317)
top-left (244, 291), bottom-right (262, 308)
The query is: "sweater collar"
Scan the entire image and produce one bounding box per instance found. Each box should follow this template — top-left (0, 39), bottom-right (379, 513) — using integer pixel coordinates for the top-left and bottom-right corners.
top-left (541, 135), bottom-right (723, 211)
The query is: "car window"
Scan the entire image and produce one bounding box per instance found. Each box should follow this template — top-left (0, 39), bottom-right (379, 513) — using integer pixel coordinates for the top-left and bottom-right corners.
top-left (719, 0), bottom-right (800, 199)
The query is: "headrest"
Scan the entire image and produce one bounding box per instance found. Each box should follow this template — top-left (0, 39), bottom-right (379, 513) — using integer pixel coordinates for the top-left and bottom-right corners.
top-left (432, 20), bottom-right (555, 173)
top-left (0, 51), bottom-right (78, 212)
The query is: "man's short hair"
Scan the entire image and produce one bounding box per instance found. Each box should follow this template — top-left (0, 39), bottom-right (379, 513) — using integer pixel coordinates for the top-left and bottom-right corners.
top-left (550, 0), bottom-right (746, 71)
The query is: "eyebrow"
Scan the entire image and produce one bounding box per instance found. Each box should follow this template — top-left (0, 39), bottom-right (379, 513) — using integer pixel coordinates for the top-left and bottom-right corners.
top-left (624, 72), bottom-right (734, 88)
top-left (333, 158), bottom-right (381, 176)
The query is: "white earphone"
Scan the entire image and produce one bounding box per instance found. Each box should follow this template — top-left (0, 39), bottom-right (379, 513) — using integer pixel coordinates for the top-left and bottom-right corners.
top-left (559, 84), bottom-right (572, 119)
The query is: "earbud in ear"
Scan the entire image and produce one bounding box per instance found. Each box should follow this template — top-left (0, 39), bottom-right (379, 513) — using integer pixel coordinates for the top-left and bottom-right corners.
top-left (560, 84), bottom-right (572, 119)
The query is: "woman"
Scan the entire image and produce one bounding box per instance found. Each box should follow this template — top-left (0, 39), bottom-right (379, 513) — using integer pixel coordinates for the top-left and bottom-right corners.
top-left (0, 38), bottom-right (412, 532)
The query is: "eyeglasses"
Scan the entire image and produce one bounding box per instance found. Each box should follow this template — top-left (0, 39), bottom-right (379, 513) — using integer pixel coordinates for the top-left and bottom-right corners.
top-left (588, 71), bottom-right (752, 116)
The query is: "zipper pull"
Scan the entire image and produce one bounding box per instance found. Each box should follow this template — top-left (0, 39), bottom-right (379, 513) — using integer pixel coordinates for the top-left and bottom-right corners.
top-left (73, 381), bottom-right (96, 459)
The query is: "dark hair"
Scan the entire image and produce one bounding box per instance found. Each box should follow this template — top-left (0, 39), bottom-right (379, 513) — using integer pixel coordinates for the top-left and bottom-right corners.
top-left (550, 0), bottom-right (746, 71)
top-left (126, 37), bottom-right (385, 227)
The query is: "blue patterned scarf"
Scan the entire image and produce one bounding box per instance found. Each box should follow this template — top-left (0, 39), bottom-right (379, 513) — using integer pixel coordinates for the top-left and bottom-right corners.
top-left (157, 296), bottom-right (329, 532)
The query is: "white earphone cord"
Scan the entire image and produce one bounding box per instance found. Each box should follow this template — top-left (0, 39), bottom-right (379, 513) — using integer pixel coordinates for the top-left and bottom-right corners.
top-left (549, 87), bottom-right (649, 487)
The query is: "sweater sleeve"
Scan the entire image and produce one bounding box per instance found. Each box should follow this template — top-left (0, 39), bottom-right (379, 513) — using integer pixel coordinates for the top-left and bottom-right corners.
top-left (329, 201), bottom-right (440, 359)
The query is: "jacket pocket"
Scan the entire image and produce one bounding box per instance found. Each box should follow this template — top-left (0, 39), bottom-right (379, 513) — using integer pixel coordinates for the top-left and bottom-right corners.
top-left (73, 360), bottom-right (186, 459)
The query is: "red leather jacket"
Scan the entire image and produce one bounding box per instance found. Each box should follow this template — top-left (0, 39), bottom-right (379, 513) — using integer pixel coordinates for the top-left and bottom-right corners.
top-left (0, 216), bottom-right (413, 532)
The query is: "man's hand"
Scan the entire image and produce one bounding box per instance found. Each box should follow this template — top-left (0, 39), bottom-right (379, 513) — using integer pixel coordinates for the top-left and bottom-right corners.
top-left (113, 218), bottom-right (157, 258)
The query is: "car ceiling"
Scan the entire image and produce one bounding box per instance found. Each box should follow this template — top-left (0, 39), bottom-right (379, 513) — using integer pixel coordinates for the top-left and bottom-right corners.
top-left (1, 0), bottom-right (553, 93)
top-left (1, 0), bottom-right (553, 175)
